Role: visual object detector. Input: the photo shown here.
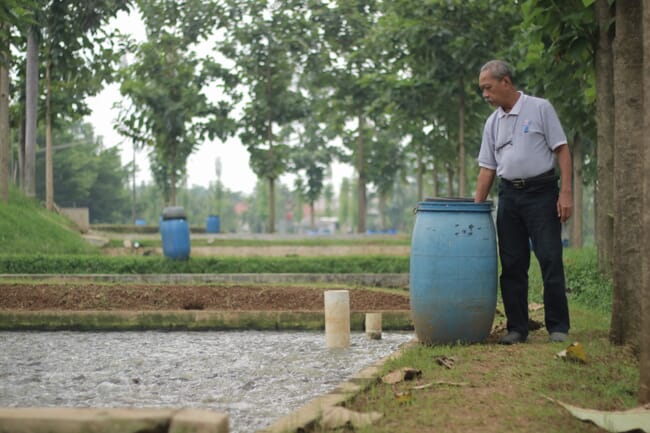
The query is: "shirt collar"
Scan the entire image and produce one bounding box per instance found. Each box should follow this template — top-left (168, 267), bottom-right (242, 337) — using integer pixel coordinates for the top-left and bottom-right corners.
top-left (497, 91), bottom-right (525, 118)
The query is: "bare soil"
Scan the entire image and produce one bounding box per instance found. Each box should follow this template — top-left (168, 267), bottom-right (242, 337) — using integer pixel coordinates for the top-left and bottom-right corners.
top-left (0, 283), bottom-right (410, 312)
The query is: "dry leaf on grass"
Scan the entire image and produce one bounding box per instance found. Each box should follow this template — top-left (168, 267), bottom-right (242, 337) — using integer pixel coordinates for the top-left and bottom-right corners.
top-left (546, 397), bottom-right (650, 432)
top-left (381, 367), bottom-right (421, 384)
top-left (556, 342), bottom-right (588, 364)
top-left (435, 355), bottom-right (456, 369)
top-left (320, 406), bottom-right (383, 429)
top-left (529, 302), bottom-right (544, 311)
top-left (394, 390), bottom-right (413, 404)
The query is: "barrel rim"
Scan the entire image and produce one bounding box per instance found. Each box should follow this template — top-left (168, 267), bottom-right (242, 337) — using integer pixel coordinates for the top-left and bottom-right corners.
top-left (416, 198), bottom-right (493, 212)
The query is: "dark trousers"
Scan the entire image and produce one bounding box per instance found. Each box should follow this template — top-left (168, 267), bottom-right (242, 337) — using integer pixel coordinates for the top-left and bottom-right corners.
top-left (496, 180), bottom-right (570, 337)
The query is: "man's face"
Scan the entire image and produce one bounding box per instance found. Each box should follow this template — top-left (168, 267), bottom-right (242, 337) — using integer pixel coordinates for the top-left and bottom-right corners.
top-left (479, 70), bottom-right (509, 108)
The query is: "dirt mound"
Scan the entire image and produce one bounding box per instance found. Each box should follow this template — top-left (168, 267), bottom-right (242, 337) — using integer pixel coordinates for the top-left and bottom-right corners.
top-left (0, 283), bottom-right (410, 312)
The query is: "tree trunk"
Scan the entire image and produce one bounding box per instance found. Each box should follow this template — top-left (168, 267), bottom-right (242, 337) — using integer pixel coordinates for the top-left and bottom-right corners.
top-left (356, 112), bottom-right (366, 234)
top-left (24, 28), bottom-right (38, 198)
top-left (45, 58), bottom-right (54, 211)
top-left (0, 39), bottom-right (9, 203)
top-left (310, 200), bottom-right (315, 229)
top-left (458, 80), bottom-right (466, 197)
top-left (595, 0), bottom-right (615, 277)
top-left (269, 177), bottom-right (275, 234)
top-left (446, 164), bottom-right (454, 197)
top-left (432, 160), bottom-right (440, 198)
top-left (170, 167), bottom-right (176, 206)
top-left (639, 0), bottom-right (650, 404)
top-left (417, 142), bottom-right (424, 201)
top-left (570, 133), bottom-right (583, 248)
top-left (610, 0), bottom-right (643, 348)
top-left (379, 192), bottom-right (387, 230)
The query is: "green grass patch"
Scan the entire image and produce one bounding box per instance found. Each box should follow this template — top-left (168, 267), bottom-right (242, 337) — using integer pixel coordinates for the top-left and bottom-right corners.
top-left (527, 247), bottom-right (612, 312)
top-left (0, 188), bottom-right (98, 255)
top-left (313, 303), bottom-right (638, 433)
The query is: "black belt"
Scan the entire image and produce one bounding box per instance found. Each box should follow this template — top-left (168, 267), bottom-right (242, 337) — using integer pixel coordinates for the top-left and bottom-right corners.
top-left (501, 169), bottom-right (558, 189)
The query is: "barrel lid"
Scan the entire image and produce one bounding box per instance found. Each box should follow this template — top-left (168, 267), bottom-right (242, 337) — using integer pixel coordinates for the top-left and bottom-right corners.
top-left (417, 197), bottom-right (492, 212)
top-left (161, 206), bottom-right (187, 220)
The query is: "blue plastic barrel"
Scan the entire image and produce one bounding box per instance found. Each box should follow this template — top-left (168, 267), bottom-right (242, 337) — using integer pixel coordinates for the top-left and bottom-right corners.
top-left (160, 207), bottom-right (190, 260)
top-left (206, 215), bottom-right (220, 233)
top-left (409, 198), bottom-right (497, 344)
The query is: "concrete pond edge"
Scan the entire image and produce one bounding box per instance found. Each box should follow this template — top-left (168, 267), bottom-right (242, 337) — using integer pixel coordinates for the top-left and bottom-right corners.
top-left (0, 407), bottom-right (229, 433)
top-left (0, 310), bottom-right (413, 332)
top-left (256, 339), bottom-right (417, 433)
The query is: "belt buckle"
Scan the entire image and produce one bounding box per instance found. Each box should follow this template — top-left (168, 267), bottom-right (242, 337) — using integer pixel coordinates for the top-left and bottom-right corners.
top-left (511, 179), bottom-right (526, 189)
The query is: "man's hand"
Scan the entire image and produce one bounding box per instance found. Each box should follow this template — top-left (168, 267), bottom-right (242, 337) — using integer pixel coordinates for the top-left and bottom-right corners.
top-left (557, 190), bottom-right (572, 223)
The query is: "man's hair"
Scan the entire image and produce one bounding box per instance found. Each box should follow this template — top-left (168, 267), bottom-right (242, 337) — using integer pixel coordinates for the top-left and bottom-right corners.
top-left (480, 60), bottom-right (514, 83)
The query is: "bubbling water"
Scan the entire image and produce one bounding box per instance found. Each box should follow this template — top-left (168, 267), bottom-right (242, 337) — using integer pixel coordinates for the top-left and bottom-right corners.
top-left (0, 331), bottom-right (412, 433)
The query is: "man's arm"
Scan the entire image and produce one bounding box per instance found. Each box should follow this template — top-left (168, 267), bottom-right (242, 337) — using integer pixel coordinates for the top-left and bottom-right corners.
top-left (474, 167), bottom-right (496, 203)
top-left (554, 143), bottom-right (573, 223)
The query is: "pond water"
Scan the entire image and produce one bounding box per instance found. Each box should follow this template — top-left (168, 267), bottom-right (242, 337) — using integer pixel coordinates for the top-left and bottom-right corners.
top-left (0, 331), bottom-right (412, 433)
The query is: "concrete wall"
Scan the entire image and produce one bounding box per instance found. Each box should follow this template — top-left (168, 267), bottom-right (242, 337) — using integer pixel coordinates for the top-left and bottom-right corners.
top-left (60, 207), bottom-right (90, 233)
top-left (0, 407), bottom-right (228, 433)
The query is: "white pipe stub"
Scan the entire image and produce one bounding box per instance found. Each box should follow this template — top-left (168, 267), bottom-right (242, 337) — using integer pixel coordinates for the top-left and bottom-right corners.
top-left (324, 290), bottom-right (350, 348)
top-left (365, 312), bottom-right (382, 340)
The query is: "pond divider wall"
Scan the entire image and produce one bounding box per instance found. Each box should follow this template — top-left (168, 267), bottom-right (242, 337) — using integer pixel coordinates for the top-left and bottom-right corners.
top-left (0, 407), bottom-right (228, 433)
top-left (0, 310), bottom-right (412, 332)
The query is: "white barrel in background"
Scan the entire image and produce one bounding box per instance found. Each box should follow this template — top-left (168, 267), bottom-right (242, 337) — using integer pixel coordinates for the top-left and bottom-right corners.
top-left (365, 313), bottom-right (382, 340)
top-left (324, 290), bottom-right (350, 348)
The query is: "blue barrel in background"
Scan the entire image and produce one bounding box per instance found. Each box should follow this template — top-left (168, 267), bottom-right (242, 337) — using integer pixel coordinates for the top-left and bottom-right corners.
top-left (206, 215), bottom-right (220, 233)
top-left (409, 198), bottom-right (497, 344)
top-left (160, 206), bottom-right (190, 260)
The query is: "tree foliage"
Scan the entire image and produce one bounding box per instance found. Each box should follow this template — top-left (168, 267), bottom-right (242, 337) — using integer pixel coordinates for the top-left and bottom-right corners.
top-left (117, 0), bottom-right (234, 205)
top-left (35, 120), bottom-right (131, 223)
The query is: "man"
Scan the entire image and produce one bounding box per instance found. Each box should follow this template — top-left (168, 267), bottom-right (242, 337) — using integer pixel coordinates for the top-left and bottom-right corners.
top-left (474, 60), bottom-right (573, 345)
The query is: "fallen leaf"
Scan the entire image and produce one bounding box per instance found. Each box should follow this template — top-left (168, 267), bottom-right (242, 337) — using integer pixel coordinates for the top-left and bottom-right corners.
top-left (529, 302), bottom-right (544, 311)
top-left (394, 390), bottom-right (413, 405)
top-left (381, 367), bottom-right (421, 384)
top-left (435, 355), bottom-right (456, 369)
top-left (546, 397), bottom-right (650, 432)
top-left (320, 406), bottom-right (383, 429)
top-left (556, 342), bottom-right (588, 364)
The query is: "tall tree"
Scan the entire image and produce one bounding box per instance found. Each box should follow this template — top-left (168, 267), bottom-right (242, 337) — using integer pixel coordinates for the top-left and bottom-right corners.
top-left (365, 121), bottom-right (405, 230)
top-left (117, 0), bottom-right (234, 205)
top-left (641, 0), bottom-right (650, 405)
top-left (222, 0), bottom-right (309, 233)
top-left (0, 1), bottom-right (36, 202)
top-left (292, 119), bottom-right (338, 229)
top-left (36, 0), bottom-right (130, 210)
top-left (23, 25), bottom-right (38, 197)
top-left (610, 0), bottom-right (643, 349)
top-left (0, 22), bottom-right (8, 203)
top-left (312, 0), bottom-right (381, 233)
top-left (595, 0), bottom-right (615, 276)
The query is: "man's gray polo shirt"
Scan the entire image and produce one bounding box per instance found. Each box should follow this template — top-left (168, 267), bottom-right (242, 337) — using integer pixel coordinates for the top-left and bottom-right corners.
top-left (477, 92), bottom-right (567, 180)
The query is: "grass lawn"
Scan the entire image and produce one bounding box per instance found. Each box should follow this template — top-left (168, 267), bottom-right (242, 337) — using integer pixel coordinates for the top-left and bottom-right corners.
top-left (312, 301), bottom-right (639, 433)
top-left (309, 248), bottom-right (637, 433)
